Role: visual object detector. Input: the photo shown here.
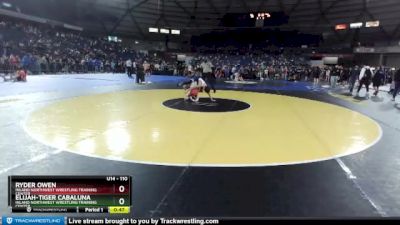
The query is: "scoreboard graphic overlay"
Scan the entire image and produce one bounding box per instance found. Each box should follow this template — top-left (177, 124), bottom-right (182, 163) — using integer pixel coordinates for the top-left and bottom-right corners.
top-left (8, 176), bottom-right (131, 213)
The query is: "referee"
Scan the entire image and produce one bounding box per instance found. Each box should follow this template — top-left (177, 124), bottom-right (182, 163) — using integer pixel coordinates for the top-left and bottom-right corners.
top-left (200, 59), bottom-right (216, 93)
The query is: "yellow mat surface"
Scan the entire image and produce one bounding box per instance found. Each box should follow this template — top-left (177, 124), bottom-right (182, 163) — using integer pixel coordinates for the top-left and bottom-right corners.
top-left (25, 90), bottom-right (381, 166)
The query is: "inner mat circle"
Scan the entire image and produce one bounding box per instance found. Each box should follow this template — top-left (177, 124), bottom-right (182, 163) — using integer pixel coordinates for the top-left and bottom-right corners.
top-left (162, 98), bottom-right (250, 112)
top-left (25, 89), bottom-right (382, 167)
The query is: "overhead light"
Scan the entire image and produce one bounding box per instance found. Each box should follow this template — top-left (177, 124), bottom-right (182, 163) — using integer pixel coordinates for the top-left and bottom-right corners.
top-left (64, 24), bottom-right (83, 31)
top-left (256, 12), bottom-right (270, 20)
top-left (335, 24), bottom-right (347, 30)
top-left (148, 27), bottom-right (159, 33)
top-left (160, 28), bottom-right (170, 34)
top-left (108, 36), bottom-right (118, 42)
top-left (250, 13), bottom-right (254, 19)
top-left (135, 40), bottom-right (139, 44)
top-left (350, 22), bottom-right (363, 29)
top-left (2, 2), bottom-right (12, 8)
top-left (171, 29), bottom-right (180, 35)
top-left (365, 20), bottom-right (380, 27)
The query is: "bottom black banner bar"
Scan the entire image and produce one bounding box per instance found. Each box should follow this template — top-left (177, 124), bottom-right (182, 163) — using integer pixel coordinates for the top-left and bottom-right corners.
top-left (64, 218), bottom-right (400, 225)
top-left (2, 217), bottom-right (400, 225)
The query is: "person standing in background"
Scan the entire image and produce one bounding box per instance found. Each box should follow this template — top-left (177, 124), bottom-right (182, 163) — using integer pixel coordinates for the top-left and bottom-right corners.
top-left (187, 63), bottom-right (194, 77)
top-left (312, 66), bottom-right (321, 87)
top-left (392, 68), bottom-right (400, 101)
top-left (126, 59), bottom-right (133, 78)
top-left (282, 66), bottom-right (288, 81)
top-left (340, 66), bottom-right (349, 86)
top-left (259, 63), bottom-right (265, 81)
top-left (201, 59), bottom-right (216, 93)
top-left (231, 65), bottom-right (237, 80)
top-left (372, 66), bottom-right (385, 96)
top-left (330, 65), bottom-right (340, 88)
top-left (357, 65), bottom-right (372, 98)
top-left (133, 60), bottom-right (136, 71)
top-left (136, 59), bottom-right (145, 84)
top-left (349, 65), bottom-right (360, 94)
top-left (325, 66), bottom-right (331, 82)
top-left (388, 68), bottom-right (396, 94)
top-left (111, 60), bottom-right (116, 73)
top-left (222, 65), bottom-right (229, 79)
top-left (143, 60), bottom-right (150, 77)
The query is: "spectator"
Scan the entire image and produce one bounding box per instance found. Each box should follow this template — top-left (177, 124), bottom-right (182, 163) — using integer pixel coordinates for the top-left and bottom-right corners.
top-left (357, 66), bottom-right (372, 98)
top-left (392, 68), bottom-right (400, 101)
top-left (349, 65), bottom-right (360, 94)
top-left (372, 66), bottom-right (385, 96)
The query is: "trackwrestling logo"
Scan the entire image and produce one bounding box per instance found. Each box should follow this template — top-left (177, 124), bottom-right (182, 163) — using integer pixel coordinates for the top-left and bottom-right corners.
top-left (2, 216), bottom-right (65, 225)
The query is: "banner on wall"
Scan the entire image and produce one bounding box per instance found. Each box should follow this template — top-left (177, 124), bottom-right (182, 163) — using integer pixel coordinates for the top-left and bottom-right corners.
top-left (323, 57), bottom-right (339, 65)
